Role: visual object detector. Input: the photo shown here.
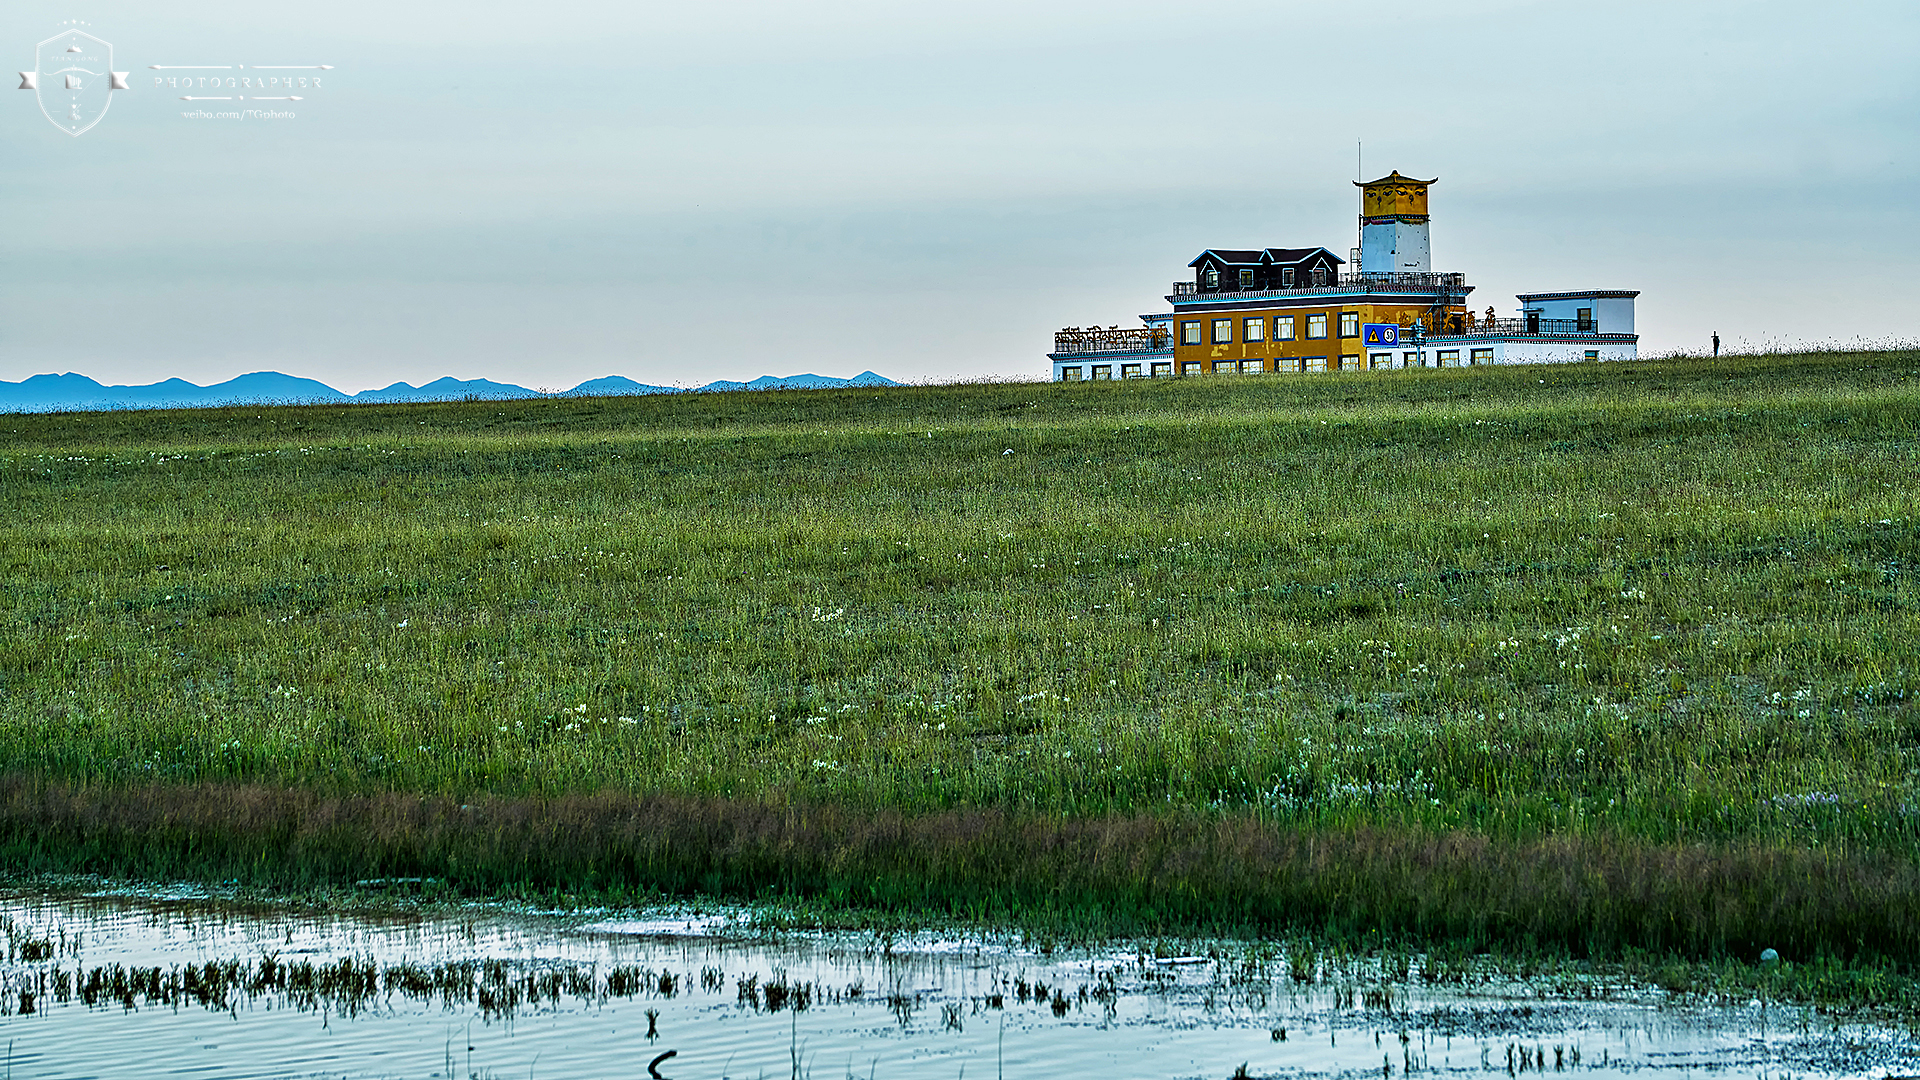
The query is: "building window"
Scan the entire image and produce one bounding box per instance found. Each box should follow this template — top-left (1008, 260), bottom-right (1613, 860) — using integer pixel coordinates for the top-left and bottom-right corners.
top-left (1241, 360), bottom-right (1264, 374)
top-left (1281, 267), bottom-right (1295, 287)
top-left (1304, 356), bottom-right (1327, 372)
top-left (1203, 266), bottom-right (1219, 288)
top-left (1244, 317), bottom-right (1265, 342)
top-left (1436, 349), bottom-right (1460, 367)
top-left (1312, 266), bottom-right (1327, 286)
top-left (1370, 352), bottom-right (1392, 370)
top-left (1121, 363), bottom-right (1142, 378)
top-left (1180, 321), bottom-right (1201, 345)
top-left (1212, 319), bottom-right (1233, 344)
top-left (1061, 366), bottom-right (1082, 382)
top-left (1181, 360), bottom-right (1202, 376)
top-left (1577, 308), bottom-right (1594, 332)
top-left (1404, 351), bottom-right (1423, 367)
top-left (1339, 312), bottom-right (1359, 338)
top-left (1339, 354), bottom-right (1358, 371)
top-left (1151, 361), bottom-right (1171, 377)
top-left (1584, 350), bottom-right (1600, 361)
top-left (1471, 348), bottom-right (1493, 365)
top-left (1276, 316), bottom-right (1295, 340)
top-left (1091, 364), bottom-right (1112, 380)
top-left (1238, 269), bottom-right (1254, 289)
top-left (1306, 314), bottom-right (1328, 339)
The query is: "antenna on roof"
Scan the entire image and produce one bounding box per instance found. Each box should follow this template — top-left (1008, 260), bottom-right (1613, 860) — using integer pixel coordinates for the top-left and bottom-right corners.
top-left (1353, 140), bottom-right (1364, 274)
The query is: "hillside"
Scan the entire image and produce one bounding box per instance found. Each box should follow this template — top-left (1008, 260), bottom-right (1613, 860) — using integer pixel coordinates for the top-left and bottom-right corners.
top-left (1, 350), bottom-right (1917, 964)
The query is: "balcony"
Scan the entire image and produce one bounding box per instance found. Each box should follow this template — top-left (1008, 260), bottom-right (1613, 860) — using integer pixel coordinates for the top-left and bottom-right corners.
top-left (1430, 316), bottom-right (1601, 338)
top-left (1171, 271), bottom-right (1470, 301)
top-left (1051, 326), bottom-right (1171, 355)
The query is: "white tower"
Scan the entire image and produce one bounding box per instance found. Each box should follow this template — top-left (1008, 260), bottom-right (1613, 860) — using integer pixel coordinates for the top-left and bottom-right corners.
top-left (1356, 172), bottom-right (1435, 276)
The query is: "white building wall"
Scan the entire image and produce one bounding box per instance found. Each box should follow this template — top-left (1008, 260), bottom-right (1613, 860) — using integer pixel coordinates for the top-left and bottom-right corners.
top-left (1593, 297), bottom-right (1635, 334)
top-left (1359, 219), bottom-right (1430, 274)
top-left (1051, 353), bottom-right (1172, 381)
top-left (1495, 338), bottom-right (1636, 364)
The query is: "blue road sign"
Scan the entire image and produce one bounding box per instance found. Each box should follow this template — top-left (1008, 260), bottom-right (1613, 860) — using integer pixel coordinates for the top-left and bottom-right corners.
top-left (1362, 323), bottom-right (1400, 347)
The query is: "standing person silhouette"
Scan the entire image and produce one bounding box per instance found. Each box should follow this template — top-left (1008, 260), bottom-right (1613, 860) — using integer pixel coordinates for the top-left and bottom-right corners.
top-left (1712, 332), bottom-right (1720, 357)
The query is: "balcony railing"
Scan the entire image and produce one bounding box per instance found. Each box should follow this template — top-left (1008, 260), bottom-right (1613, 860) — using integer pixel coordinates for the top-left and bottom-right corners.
top-left (1051, 326), bottom-right (1171, 355)
top-left (1431, 317), bottom-right (1596, 337)
top-left (1172, 271), bottom-right (1470, 300)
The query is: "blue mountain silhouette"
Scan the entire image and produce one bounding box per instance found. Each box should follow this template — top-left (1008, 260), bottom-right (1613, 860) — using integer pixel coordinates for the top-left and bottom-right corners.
top-left (0, 370), bottom-right (901, 413)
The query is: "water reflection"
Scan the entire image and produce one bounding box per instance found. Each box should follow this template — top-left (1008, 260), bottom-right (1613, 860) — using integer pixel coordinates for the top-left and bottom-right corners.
top-left (0, 887), bottom-right (1912, 1079)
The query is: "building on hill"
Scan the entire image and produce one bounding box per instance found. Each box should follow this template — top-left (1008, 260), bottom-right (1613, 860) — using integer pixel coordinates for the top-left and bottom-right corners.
top-left (1048, 171), bottom-right (1638, 380)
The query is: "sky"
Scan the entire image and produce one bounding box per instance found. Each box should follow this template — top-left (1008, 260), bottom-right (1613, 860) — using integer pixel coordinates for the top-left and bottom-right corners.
top-left (1, 0), bottom-right (1914, 392)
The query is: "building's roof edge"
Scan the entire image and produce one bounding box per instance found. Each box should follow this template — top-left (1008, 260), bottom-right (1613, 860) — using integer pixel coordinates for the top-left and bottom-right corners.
top-left (1516, 290), bottom-right (1641, 301)
top-left (1047, 350), bottom-right (1175, 362)
top-left (1355, 171), bottom-right (1437, 186)
top-left (1188, 247), bottom-right (1345, 269)
top-left (1423, 333), bottom-right (1640, 343)
top-left (1167, 286), bottom-right (1476, 308)
top-left (1189, 249), bottom-right (1266, 267)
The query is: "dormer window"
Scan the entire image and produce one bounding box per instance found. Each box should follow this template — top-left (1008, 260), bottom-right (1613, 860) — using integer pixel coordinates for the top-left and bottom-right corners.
top-left (1204, 266), bottom-right (1219, 289)
top-left (1238, 269), bottom-right (1254, 289)
top-left (1281, 268), bottom-right (1294, 287)
top-left (1312, 266), bottom-right (1327, 286)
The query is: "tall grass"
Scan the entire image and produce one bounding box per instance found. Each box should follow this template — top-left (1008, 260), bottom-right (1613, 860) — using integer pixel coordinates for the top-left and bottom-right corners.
top-left (1, 777), bottom-right (1913, 960)
top-left (1, 349), bottom-right (1917, 955)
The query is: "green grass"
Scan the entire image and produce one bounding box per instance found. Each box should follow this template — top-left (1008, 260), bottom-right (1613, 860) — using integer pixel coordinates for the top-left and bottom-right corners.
top-left (2, 349), bottom-right (1919, 961)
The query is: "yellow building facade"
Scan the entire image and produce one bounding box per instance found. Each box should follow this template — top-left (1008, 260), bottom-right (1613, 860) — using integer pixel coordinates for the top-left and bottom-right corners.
top-left (1170, 297), bottom-right (1470, 375)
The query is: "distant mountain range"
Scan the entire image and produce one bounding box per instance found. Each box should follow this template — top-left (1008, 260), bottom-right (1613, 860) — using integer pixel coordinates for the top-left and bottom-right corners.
top-left (0, 370), bottom-right (900, 413)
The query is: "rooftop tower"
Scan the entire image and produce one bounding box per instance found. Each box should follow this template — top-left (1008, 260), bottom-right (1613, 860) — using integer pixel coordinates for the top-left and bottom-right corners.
top-left (1356, 171), bottom-right (1434, 276)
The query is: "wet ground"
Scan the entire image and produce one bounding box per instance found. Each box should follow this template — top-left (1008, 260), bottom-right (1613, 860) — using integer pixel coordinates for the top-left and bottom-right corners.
top-left (0, 885), bottom-right (1914, 1080)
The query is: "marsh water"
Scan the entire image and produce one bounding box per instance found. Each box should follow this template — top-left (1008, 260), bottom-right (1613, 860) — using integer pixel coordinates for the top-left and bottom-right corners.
top-left (0, 886), bottom-right (1913, 1080)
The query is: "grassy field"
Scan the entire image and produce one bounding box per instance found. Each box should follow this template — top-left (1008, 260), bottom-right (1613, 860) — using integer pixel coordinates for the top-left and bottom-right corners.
top-left (2, 350), bottom-right (1918, 966)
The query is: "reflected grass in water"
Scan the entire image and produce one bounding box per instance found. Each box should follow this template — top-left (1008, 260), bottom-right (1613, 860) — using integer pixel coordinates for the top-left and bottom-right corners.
top-left (4, 888), bottom-right (1920, 1080)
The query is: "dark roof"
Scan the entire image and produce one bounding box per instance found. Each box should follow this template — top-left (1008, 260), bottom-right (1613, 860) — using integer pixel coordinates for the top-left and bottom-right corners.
top-left (1189, 247), bottom-right (1345, 269)
top-left (1265, 247), bottom-right (1345, 266)
top-left (1188, 249), bottom-right (1266, 267)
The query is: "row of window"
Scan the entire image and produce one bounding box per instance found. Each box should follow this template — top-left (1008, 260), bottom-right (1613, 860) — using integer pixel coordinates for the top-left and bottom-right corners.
top-left (1061, 358), bottom-right (1351, 379)
top-left (1059, 346), bottom-right (1610, 380)
top-left (1180, 311), bottom-right (1361, 346)
top-left (1202, 266), bottom-right (1331, 290)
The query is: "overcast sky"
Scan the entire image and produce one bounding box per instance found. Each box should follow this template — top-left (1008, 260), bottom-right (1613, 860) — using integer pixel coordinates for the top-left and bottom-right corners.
top-left (1, 0), bottom-right (1914, 392)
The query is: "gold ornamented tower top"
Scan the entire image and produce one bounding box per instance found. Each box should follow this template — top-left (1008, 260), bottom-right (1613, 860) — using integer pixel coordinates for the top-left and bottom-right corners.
top-left (1356, 171), bottom-right (1436, 221)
